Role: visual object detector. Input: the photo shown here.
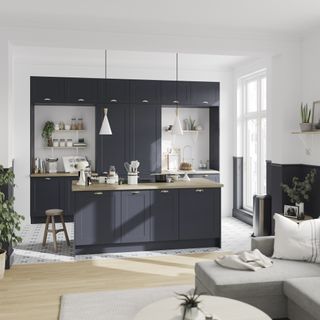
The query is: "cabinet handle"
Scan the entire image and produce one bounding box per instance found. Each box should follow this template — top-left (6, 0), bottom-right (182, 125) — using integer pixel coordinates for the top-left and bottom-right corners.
top-left (202, 175), bottom-right (209, 177)
top-left (44, 98), bottom-right (51, 101)
top-left (160, 190), bottom-right (169, 193)
top-left (142, 99), bottom-right (149, 103)
top-left (131, 191), bottom-right (140, 195)
top-left (202, 101), bottom-right (209, 104)
top-left (172, 100), bottom-right (180, 104)
top-left (78, 98), bottom-right (85, 102)
top-left (45, 177), bottom-right (51, 181)
top-left (93, 192), bottom-right (103, 195)
top-left (195, 189), bottom-right (204, 193)
top-left (110, 99), bottom-right (118, 103)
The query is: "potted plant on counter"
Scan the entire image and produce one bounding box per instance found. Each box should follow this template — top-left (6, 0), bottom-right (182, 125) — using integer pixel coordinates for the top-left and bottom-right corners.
top-left (281, 168), bottom-right (317, 220)
top-left (0, 165), bottom-right (24, 278)
top-left (42, 121), bottom-right (55, 147)
top-left (300, 103), bottom-right (312, 132)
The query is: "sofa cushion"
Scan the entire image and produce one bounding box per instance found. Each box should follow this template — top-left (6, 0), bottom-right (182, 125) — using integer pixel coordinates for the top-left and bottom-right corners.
top-left (284, 277), bottom-right (320, 320)
top-left (195, 259), bottom-right (320, 299)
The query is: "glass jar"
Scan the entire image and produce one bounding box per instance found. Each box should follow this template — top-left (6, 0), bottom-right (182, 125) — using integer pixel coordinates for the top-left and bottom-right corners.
top-left (53, 139), bottom-right (59, 147)
top-left (78, 118), bottom-right (84, 130)
top-left (71, 118), bottom-right (76, 130)
top-left (67, 139), bottom-right (73, 147)
top-left (59, 139), bottom-right (66, 147)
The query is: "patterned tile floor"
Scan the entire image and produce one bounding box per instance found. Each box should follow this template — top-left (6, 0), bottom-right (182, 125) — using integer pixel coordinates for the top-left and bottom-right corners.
top-left (13, 217), bottom-right (252, 265)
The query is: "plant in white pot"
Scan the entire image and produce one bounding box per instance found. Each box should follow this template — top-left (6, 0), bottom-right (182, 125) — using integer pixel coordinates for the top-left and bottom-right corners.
top-left (0, 165), bottom-right (24, 279)
top-left (177, 290), bottom-right (202, 320)
top-left (300, 103), bottom-right (312, 132)
top-left (281, 168), bottom-right (317, 220)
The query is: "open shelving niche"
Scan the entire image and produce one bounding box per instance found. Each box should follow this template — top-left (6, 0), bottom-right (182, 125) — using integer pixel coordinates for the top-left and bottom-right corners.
top-left (291, 130), bottom-right (320, 155)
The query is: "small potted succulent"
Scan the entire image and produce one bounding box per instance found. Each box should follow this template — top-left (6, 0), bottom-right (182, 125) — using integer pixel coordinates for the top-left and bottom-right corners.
top-left (177, 290), bottom-right (202, 320)
top-left (0, 165), bottom-right (24, 278)
top-left (300, 103), bottom-right (312, 132)
top-left (41, 121), bottom-right (55, 147)
top-left (281, 168), bottom-right (317, 220)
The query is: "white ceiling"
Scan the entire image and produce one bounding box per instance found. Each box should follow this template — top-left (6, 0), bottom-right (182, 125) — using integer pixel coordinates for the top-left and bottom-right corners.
top-left (1, 0), bottom-right (320, 38)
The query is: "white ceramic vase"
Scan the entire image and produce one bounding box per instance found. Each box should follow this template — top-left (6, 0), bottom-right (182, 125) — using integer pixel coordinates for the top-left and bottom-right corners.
top-left (296, 202), bottom-right (305, 220)
top-left (183, 307), bottom-right (200, 320)
top-left (300, 123), bottom-right (312, 132)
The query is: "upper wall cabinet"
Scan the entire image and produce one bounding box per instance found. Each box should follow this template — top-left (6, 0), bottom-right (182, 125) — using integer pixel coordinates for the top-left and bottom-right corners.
top-left (98, 79), bottom-right (130, 104)
top-left (190, 82), bottom-right (220, 106)
top-left (31, 77), bottom-right (66, 104)
top-left (131, 80), bottom-right (161, 104)
top-left (65, 78), bottom-right (98, 104)
top-left (160, 81), bottom-right (190, 105)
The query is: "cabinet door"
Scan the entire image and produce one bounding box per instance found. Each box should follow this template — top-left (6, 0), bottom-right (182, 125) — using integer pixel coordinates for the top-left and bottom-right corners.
top-left (96, 104), bottom-right (130, 175)
top-left (31, 177), bottom-right (62, 217)
top-left (131, 80), bottom-right (160, 104)
top-left (66, 78), bottom-right (98, 104)
top-left (74, 191), bottom-right (121, 246)
top-left (31, 77), bottom-right (65, 104)
top-left (150, 189), bottom-right (179, 241)
top-left (130, 104), bottom-right (161, 179)
top-left (61, 177), bottom-right (75, 217)
top-left (99, 79), bottom-right (130, 104)
top-left (160, 81), bottom-right (190, 105)
top-left (121, 191), bottom-right (151, 243)
top-left (179, 188), bottom-right (220, 240)
top-left (190, 82), bottom-right (220, 106)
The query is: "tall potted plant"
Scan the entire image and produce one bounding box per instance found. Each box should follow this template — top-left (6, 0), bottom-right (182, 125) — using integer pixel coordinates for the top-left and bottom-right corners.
top-left (300, 103), bottom-right (312, 132)
top-left (281, 168), bottom-right (317, 220)
top-left (0, 165), bottom-right (24, 278)
top-left (41, 121), bottom-right (55, 147)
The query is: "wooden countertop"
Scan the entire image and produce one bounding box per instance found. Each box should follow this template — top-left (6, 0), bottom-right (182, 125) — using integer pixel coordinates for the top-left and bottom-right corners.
top-left (31, 173), bottom-right (78, 177)
top-left (72, 178), bottom-right (223, 192)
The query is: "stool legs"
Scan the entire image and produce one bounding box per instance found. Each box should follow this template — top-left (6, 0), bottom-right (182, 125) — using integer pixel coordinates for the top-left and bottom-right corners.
top-left (60, 214), bottom-right (70, 246)
top-left (42, 216), bottom-right (50, 247)
top-left (51, 216), bottom-right (57, 252)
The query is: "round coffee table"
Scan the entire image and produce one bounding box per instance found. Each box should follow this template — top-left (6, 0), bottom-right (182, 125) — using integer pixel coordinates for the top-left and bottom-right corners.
top-left (134, 296), bottom-right (271, 320)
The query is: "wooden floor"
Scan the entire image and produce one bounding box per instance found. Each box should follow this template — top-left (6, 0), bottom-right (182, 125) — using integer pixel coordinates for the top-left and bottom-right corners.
top-left (0, 252), bottom-right (225, 320)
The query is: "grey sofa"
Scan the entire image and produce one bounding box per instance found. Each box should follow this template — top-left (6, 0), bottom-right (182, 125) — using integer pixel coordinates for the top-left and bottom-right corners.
top-left (195, 236), bottom-right (320, 320)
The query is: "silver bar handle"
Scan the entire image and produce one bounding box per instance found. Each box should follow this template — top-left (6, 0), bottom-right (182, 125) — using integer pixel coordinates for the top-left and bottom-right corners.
top-left (44, 98), bottom-right (51, 101)
top-left (93, 192), bottom-right (103, 195)
top-left (202, 174), bottom-right (209, 177)
top-left (202, 101), bottom-right (209, 104)
top-left (110, 99), bottom-right (118, 103)
top-left (131, 191), bottom-right (140, 195)
top-left (160, 190), bottom-right (169, 193)
top-left (195, 189), bottom-right (204, 193)
top-left (78, 98), bottom-right (85, 102)
top-left (172, 100), bottom-right (180, 104)
top-left (45, 177), bottom-right (51, 180)
top-left (142, 99), bottom-right (149, 103)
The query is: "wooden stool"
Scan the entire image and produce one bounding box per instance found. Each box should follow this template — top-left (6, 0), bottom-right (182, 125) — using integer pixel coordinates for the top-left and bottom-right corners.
top-left (42, 209), bottom-right (70, 252)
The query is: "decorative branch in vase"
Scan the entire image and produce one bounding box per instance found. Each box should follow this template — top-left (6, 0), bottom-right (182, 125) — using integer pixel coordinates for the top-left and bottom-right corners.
top-left (281, 169), bottom-right (316, 220)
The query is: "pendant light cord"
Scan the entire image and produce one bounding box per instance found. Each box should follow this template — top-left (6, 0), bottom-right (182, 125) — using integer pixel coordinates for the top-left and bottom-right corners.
top-left (105, 50), bottom-right (107, 79)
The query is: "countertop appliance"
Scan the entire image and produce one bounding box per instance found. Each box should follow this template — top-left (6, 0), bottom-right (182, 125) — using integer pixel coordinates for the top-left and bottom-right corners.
top-left (46, 158), bottom-right (58, 173)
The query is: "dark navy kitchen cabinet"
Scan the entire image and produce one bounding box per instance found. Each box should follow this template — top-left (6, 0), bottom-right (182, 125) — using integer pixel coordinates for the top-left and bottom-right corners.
top-left (30, 177), bottom-right (74, 223)
top-left (65, 78), bottom-right (98, 104)
top-left (160, 80), bottom-right (190, 105)
top-left (190, 82), bottom-right (220, 106)
top-left (121, 190), bottom-right (151, 243)
top-left (130, 104), bottom-right (161, 179)
top-left (150, 189), bottom-right (179, 241)
top-left (99, 79), bottom-right (131, 104)
top-left (31, 77), bottom-right (65, 104)
top-left (131, 80), bottom-right (161, 104)
top-left (96, 104), bottom-right (130, 176)
top-left (179, 188), bottom-right (220, 240)
top-left (74, 191), bottom-right (121, 246)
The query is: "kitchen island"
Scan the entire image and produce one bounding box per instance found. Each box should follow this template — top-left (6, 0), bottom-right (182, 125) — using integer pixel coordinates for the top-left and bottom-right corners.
top-left (72, 178), bottom-right (223, 254)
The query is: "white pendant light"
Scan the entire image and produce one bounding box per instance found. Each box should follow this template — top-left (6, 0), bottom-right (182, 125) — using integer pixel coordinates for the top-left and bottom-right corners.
top-left (99, 108), bottom-right (112, 135)
top-left (99, 50), bottom-right (112, 135)
top-left (171, 53), bottom-right (183, 136)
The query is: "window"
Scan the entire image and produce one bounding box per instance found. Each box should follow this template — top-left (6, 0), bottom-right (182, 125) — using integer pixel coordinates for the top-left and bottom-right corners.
top-left (238, 70), bottom-right (267, 211)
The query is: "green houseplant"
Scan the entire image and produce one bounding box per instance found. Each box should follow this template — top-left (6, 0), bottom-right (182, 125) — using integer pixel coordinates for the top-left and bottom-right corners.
top-left (281, 168), bottom-right (316, 219)
top-left (41, 121), bottom-right (55, 146)
top-left (177, 290), bottom-right (202, 320)
top-left (300, 103), bottom-right (312, 132)
top-left (0, 165), bottom-right (24, 277)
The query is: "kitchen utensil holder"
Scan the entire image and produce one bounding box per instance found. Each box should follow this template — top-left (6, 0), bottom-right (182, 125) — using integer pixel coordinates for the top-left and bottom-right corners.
top-left (128, 174), bottom-right (138, 185)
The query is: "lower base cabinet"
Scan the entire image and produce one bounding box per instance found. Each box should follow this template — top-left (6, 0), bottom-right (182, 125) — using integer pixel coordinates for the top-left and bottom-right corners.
top-left (73, 187), bottom-right (221, 252)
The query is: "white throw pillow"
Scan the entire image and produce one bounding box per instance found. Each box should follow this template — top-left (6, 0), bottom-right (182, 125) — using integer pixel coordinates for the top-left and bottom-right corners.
top-left (273, 213), bottom-right (320, 263)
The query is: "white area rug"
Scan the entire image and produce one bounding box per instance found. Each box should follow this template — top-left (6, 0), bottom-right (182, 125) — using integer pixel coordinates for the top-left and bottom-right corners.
top-left (59, 285), bottom-right (192, 320)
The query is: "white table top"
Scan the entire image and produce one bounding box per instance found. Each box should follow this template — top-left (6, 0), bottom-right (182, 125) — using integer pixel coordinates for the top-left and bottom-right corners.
top-left (134, 296), bottom-right (271, 320)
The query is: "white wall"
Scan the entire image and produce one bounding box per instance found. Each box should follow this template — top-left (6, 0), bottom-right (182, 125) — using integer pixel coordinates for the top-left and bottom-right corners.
top-left (300, 28), bottom-right (320, 165)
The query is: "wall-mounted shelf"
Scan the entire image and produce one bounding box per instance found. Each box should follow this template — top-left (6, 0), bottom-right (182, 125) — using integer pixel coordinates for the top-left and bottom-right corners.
top-left (53, 129), bottom-right (86, 133)
top-left (43, 146), bottom-right (87, 150)
top-left (292, 130), bottom-right (320, 135)
top-left (165, 130), bottom-right (203, 133)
